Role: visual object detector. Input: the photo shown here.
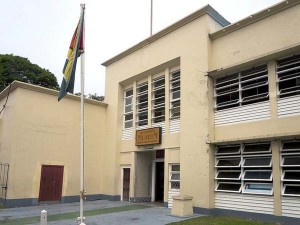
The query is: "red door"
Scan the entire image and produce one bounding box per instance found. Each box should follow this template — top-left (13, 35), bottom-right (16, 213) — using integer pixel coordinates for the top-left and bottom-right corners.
top-left (122, 168), bottom-right (130, 201)
top-left (39, 165), bottom-right (64, 202)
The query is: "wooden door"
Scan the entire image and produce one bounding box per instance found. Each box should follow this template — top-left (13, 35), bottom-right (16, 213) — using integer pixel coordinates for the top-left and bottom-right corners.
top-left (122, 168), bottom-right (130, 201)
top-left (155, 162), bottom-right (164, 201)
top-left (39, 165), bottom-right (64, 202)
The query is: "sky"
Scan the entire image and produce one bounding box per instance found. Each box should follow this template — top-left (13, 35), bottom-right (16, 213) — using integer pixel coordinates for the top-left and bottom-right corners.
top-left (0, 0), bottom-right (282, 96)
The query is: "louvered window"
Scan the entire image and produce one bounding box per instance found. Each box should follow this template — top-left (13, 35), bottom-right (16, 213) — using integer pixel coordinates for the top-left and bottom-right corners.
top-left (169, 164), bottom-right (180, 190)
top-left (124, 88), bottom-right (133, 128)
top-left (277, 54), bottom-right (300, 98)
top-left (152, 76), bottom-right (165, 123)
top-left (136, 82), bottom-right (148, 127)
top-left (281, 140), bottom-right (300, 196)
top-left (215, 142), bottom-right (273, 195)
top-left (214, 65), bottom-right (269, 110)
top-left (170, 70), bottom-right (180, 119)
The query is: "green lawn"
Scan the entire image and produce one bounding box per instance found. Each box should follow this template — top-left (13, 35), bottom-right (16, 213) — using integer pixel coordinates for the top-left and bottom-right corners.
top-left (168, 216), bottom-right (280, 225)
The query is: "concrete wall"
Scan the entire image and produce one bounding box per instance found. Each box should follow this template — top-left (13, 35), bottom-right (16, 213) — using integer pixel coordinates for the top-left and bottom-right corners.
top-left (1, 85), bottom-right (107, 205)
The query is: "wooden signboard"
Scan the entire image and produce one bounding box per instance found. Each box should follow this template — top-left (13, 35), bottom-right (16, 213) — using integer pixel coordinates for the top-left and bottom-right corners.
top-left (135, 127), bottom-right (162, 146)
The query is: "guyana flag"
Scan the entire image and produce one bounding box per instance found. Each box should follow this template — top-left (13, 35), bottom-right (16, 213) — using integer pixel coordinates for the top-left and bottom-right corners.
top-left (58, 9), bottom-right (84, 101)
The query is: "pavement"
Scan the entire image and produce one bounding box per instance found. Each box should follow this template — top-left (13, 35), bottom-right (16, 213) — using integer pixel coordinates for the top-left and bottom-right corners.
top-left (0, 200), bottom-right (200, 225)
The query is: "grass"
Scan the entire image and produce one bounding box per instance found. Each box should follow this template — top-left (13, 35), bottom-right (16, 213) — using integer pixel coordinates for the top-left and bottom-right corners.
top-left (168, 216), bottom-right (280, 225)
top-left (0, 204), bottom-right (151, 225)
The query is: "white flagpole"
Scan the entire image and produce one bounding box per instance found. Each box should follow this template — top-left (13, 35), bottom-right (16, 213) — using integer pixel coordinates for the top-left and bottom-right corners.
top-left (79, 4), bottom-right (86, 225)
top-left (150, 0), bottom-right (153, 36)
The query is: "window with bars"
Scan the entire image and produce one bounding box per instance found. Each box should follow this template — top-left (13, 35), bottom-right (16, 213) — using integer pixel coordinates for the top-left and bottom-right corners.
top-left (169, 164), bottom-right (180, 190)
top-left (124, 88), bottom-right (133, 129)
top-left (136, 82), bottom-right (148, 127)
top-left (170, 70), bottom-right (180, 119)
top-left (152, 76), bottom-right (165, 123)
top-left (280, 140), bottom-right (300, 196)
top-left (215, 142), bottom-right (273, 195)
top-left (277, 54), bottom-right (300, 98)
top-left (214, 65), bottom-right (269, 110)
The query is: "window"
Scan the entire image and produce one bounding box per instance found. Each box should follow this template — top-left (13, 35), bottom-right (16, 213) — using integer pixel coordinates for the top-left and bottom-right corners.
top-left (276, 54), bottom-right (300, 98)
top-left (214, 65), bottom-right (269, 110)
top-left (281, 140), bottom-right (300, 196)
top-left (152, 76), bottom-right (165, 123)
top-left (244, 183), bottom-right (273, 195)
top-left (124, 88), bottom-right (133, 128)
top-left (170, 164), bottom-right (180, 190)
top-left (215, 142), bottom-right (273, 195)
top-left (170, 70), bottom-right (180, 119)
top-left (136, 82), bottom-right (148, 127)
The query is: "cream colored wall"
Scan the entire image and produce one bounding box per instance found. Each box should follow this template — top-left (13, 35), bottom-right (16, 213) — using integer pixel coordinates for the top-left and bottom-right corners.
top-left (0, 91), bottom-right (18, 179)
top-left (210, 4), bottom-right (300, 70)
top-left (104, 14), bottom-right (218, 207)
top-left (6, 88), bottom-right (106, 200)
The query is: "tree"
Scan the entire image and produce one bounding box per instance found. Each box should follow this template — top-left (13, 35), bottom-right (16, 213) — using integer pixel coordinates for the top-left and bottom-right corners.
top-left (75, 92), bottom-right (105, 102)
top-left (0, 54), bottom-right (59, 92)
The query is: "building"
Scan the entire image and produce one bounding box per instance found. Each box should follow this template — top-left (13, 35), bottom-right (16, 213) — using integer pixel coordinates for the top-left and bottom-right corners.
top-left (0, 81), bottom-right (107, 207)
top-left (101, 0), bottom-right (300, 224)
top-left (1, 0), bottom-right (300, 224)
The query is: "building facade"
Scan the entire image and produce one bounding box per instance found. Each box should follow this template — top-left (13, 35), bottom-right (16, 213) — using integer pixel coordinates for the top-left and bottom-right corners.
top-left (1, 1), bottom-right (300, 224)
top-left (101, 1), bottom-right (300, 224)
top-left (0, 82), bottom-right (107, 207)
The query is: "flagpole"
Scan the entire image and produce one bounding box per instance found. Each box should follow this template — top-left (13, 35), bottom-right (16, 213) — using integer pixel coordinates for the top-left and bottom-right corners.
top-left (79, 4), bottom-right (86, 225)
top-left (150, 0), bottom-right (153, 36)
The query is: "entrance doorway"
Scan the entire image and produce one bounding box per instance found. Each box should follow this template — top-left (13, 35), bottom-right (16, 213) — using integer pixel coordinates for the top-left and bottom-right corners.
top-left (38, 165), bottom-right (64, 202)
top-left (122, 168), bottom-right (130, 201)
top-left (155, 162), bottom-right (164, 202)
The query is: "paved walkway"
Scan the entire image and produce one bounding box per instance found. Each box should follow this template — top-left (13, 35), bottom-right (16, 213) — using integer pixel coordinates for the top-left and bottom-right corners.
top-left (0, 200), bottom-right (199, 225)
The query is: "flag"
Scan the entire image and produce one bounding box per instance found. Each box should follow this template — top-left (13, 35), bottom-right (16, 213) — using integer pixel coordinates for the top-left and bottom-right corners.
top-left (58, 9), bottom-right (85, 101)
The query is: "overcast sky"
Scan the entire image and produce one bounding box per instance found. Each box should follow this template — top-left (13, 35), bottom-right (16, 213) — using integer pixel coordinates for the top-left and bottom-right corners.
top-left (0, 0), bottom-right (281, 96)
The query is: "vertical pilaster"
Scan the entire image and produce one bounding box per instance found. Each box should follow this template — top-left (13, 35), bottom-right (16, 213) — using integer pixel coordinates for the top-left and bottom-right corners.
top-left (272, 140), bottom-right (282, 216)
top-left (268, 60), bottom-right (278, 119)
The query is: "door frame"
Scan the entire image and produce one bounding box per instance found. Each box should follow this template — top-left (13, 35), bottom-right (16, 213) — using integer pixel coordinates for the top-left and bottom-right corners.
top-left (120, 166), bottom-right (131, 201)
top-left (151, 159), bottom-right (164, 202)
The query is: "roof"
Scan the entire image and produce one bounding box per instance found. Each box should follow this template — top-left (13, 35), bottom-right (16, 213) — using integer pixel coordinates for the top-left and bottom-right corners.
top-left (210, 0), bottom-right (300, 39)
top-left (101, 5), bottom-right (230, 67)
top-left (0, 81), bottom-right (107, 107)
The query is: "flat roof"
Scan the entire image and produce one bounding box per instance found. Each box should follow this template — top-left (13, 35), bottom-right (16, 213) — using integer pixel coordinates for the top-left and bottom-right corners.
top-left (0, 81), bottom-right (107, 107)
top-left (101, 5), bottom-right (230, 67)
top-left (210, 0), bottom-right (300, 39)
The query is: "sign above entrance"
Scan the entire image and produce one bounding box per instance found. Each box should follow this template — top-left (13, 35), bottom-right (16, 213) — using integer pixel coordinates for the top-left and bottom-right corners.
top-left (136, 127), bottom-right (162, 146)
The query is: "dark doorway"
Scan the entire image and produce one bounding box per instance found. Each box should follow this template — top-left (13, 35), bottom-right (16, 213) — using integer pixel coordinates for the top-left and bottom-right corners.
top-left (122, 168), bottom-right (130, 201)
top-left (38, 165), bottom-right (64, 202)
top-left (155, 162), bottom-right (164, 202)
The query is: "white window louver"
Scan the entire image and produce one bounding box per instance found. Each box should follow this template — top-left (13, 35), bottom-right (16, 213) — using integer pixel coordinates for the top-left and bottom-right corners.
top-left (215, 142), bottom-right (273, 195)
top-left (214, 65), bottom-right (269, 111)
top-left (136, 82), bottom-right (148, 127)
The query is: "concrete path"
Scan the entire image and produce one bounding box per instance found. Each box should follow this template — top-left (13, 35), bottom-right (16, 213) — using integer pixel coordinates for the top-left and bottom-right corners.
top-left (0, 200), bottom-right (199, 225)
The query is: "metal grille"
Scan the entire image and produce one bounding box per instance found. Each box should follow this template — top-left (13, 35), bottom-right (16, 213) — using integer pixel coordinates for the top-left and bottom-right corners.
top-left (133, 152), bottom-right (152, 202)
top-left (0, 163), bottom-right (9, 206)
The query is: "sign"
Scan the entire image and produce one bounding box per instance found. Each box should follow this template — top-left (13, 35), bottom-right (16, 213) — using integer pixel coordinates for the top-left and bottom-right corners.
top-left (136, 127), bottom-right (162, 146)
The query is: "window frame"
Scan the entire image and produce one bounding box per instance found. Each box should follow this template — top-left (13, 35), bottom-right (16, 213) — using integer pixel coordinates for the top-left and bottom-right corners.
top-left (243, 182), bottom-right (273, 195)
top-left (214, 65), bottom-right (269, 111)
top-left (170, 70), bottom-right (181, 120)
top-left (169, 164), bottom-right (180, 190)
top-left (136, 82), bottom-right (149, 127)
top-left (123, 88), bottom-right (133, 129)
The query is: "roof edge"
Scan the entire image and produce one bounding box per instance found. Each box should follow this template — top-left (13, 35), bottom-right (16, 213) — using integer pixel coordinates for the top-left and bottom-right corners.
top-left (101, 5), bottom-right (229, 67)
top-left (210, 0), bottom-right (300, 40)
top-left (0, 81), bottom-right (108, 107)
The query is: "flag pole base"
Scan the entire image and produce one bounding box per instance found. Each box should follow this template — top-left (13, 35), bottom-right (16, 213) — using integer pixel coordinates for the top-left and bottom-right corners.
top-left (77, 217), bottom-right (86, 225)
